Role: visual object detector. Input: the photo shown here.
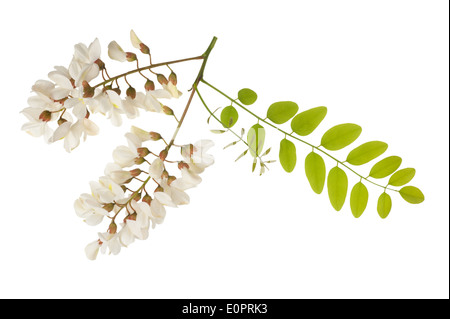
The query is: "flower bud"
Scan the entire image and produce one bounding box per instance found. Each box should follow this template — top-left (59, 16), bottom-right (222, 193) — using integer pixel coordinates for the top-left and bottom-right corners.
top-left (145, 79), bottom-right (155, 91)
top-left (140, 43), bottom-right (150, 55)
top-left (178, 161), bottom-right (190, 170)
top-left (126, 86), bottom-right (136, 99)
top-left (154, 185), bottom-right (164, 193)
top-left (126, 212), bottom-right (137, 222)
top-left (126, 52), bottom-right (137, 62)
top-left (161, 170), bottom-right (169, 180)
top-left (157, 74), bottom-right (168, 85)
top-left (149, 131), bottom-right (161, 141)
top-left (95, 59), bottom-right (105, 70)
top-left (39, 110), bottom-right (52, 122)
top-left (134, 157), bottom-right (146, 165)
top-left (82, 81), bottom-right (95, 98)
top-left (137, 147), bottom-right (150, 157)
top-left (162, 105), bottom-right (173, 116)
top-left (108, 221), bottom-right (117, 234)
top-left (57, 118), bottom-right (67, 126)
top-left (159, 149), bottom-right (168, 161)
top-left (120, 185), bottom-right (128, 192)
top-left (142, 194), bottom-right (152, 206)
top-left (112, 87), bottom-right (122, 95)
top-left (167, 175), bottom-right (176, 185)
top-left (133, 192), bottom-right (142, 202)
top-left (169, 72), bottom-right (177, 85)
top-left (102, 203), bottom-right (115, 212)
top-left (130, 168), bottom-right (142, 177)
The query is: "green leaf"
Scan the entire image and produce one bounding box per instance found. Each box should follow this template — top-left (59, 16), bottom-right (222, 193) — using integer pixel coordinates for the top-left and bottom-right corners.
top-left (235, 149), bottom-right (248, 162)
top-left (279, 139), bottom-right (297, 173)
top-left (346, 141), bottom-right (388, 166)
top-left (377, 192), bottom-right (392, 219)
top-left (247, 124), bottom-right (266, 157)
top-left (291, 106), bottom-right (327, 136)
top-left (321, 123), bottom-right (362, 151)
top-left (388, 168), bottom-right (416, 186)
top-left (399, 186), bottom-right (425, 204)
top-left (327, 166), bottom-right (348, 211)
top-left (350, 182), bottom-right (369, 218)
top-left (220, 105), bottom-right (239, 128)
top-left (304, 152), bottom-right (326, 194)
top-left (266, 101), bottom-right (299, 124)
top-left (238, 88), bottom-right (257, 105)
top-left (369, 156), bottom-right (402, 179)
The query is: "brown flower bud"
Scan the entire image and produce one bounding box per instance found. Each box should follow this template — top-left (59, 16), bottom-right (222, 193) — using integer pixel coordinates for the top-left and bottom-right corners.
top-left (130, 168), bottom-right (142, 177)
top-left (159, 149), bottom-right (168, 161)
top-left (133, 192), bottom-right (142, 202)
top-left (108, 222), bottom-right (117, 234)
top-left (112, 87), bottom-right (121, 95)
top-left (126, 86), bottom-right (136, 99)
top-left (157, 74), bottom-right (168, 85)
top-left (161, 170), bottom-right (169, 180)
top-left (102, 203), bottom-right (115, 212)
top-left (145, 79), bottom-right (155, 91)
top-left (39, 110), bottom-right (52, 122)
top-left (134, 157), bottom-right (146, 165)
top-left (142, 194), bottom-right (152, 206)
top-left (120, 185), bottom-right (128, 192)
top-left (126, 52), bottom-right (137, 62)
top-left (57, 118), bottom-right (67, 126)
top-left (95, 59), bottom-right (105, 70)
top-left (126, 212), bottom-right (137, 222)
top-left (178, 161), bottom-right (190, 170)
top-left (140, 43), bottom-right (150, 55)
top-left (149, 131), bottom-right (161, 141)
top-left (162, 105), bottom-right (173, 116)
top-left (137, 147), bottom-right (150, 157)
top-left (167, 175), bottom-right (176, 185)
top-left (82, 81), bottom-right (95, 98)
top-left (169, 72), bottom-right (177, 85)
top-left (154, 185), bottom-right (164, 193)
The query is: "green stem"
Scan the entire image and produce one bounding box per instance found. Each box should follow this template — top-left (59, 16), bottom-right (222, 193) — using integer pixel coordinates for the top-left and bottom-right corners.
top-left (200, 79), bottom-right (398, 192)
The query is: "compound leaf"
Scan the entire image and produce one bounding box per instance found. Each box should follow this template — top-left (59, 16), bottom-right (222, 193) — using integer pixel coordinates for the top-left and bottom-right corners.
top-left (321, 123), bottom-right (362, 151)
top-left (279, 138), bottom-right (297, 173)
top-left (267, 101), bottom-right (299, 124)
top-left (304, 152), bottom-right (326, 194)
top-left (327, 166), bottom-right (348, 211)
top-left (291, 106), bottom-right (327, 136)
top-left (369, 156), bottom-right (402, 179)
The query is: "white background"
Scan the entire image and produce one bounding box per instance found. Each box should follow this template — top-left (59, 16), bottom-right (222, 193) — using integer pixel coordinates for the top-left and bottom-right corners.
top-left (0, 0), bottom-right (448, 299)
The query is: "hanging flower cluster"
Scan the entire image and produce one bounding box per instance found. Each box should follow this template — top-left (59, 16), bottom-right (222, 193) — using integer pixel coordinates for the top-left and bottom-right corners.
top-left (21, 31), bottom-right (182, 153)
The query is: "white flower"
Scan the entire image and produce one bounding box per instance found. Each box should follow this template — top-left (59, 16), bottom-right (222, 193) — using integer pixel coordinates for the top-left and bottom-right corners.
top-left (154, 191), bottom-right (177, 207)
top-left (74, 193), bottom-right (109, 226)
top-left (119, 201), bottom-right (150, 245)
top-left (99, 90), bottom-right (124, 126)
top-left (182, 140), bottom-right (215, 174)
top-left (69, 38), bottom-right (101, 87)
top-left (130, 29), bottom-right (143, 49)
top-left (85, 240), bottom-right (101, 260)
top-left (162, 82), bottom-right (183, 99)
top-left (108, 41), bottom-right (126, 62)
top-left (112, 133), bottom-right (142, 168)
top-left (48, 66), bottom-right (74, 100)
top-left (49, 118), bottom-right (99, 152)
top-left (21, 107), bottom-right (54, 141)
top-left (148, 158), bottom-right (165, 180)
top-left (122, 96), bottom-right (140, 119)
top-left (160, 179), bottom-right (190, 206)
top-left (98, 232), bottom-right (121, 256)
top-left (90, 176), bottom-right (125, 204)
top-left (104, 163), bottom-right (132, 184)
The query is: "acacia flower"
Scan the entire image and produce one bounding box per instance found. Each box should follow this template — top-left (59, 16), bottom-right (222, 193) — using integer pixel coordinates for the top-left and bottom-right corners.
top-left (69, 38), bottom-right (101, 87)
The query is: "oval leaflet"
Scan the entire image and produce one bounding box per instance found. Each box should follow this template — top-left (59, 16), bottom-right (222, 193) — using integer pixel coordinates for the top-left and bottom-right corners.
top-left (238, 88), bottom-right (257, 105)
top-left (377, 192), bottom-right (392, 219)
top-left (220, 105), bottom-right (239, 128)
top-left (247, 124), bottom-right (266, 157)
top-left (327, 166), bottom-right (348, 211)
top-left (350, 182), bottom-right (369, 218)
top-left (279, 139), bottom-right (297, 173)
top-left (321, 123), bottom-right (362, 151)
top-left (304, 152), bottom-right (326, 194)
top-left (346, 141), bottom-right (388, 166)
top-left (291, 106), bottom-right (327, 136)
top-left (369, 156), bottom-right (402, 179)
top-left (267, 101), bottom-right (299, 124)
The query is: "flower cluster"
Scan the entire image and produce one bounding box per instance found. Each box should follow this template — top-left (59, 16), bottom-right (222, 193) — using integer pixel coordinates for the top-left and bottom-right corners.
top-left (78, 128), bottom-right (214, 260)
top-left (21, 30), bottom-right (182, 152)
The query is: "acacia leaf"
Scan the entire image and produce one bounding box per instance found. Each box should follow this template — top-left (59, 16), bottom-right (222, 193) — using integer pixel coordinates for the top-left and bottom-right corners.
top-left (388, 168), bottom-right (416, 186)
top-left (350, 182), bottom-right (369, 218)
top-left (238, 88), bottom-right (257, 105)
top-left (321, 123), bottom-right (362, 151)
top-left (279, 138), bottom-right (297, 173)
top-left (220, 105), bottom-right (239, 128)
top-left (377, 192), bottom-right (392, 219)
top-left (291, 106), bottom-right (327, 136)
top-left (399, 186), bottom-right (425, 204)
top-left (346, 141), bottom-right (388, 166)
top-left (247, 124), bottom-right (265, 157)
top-left (327, 166), bottom-right (348, 211)
top-left (304, 152), bottom-right (326, 194)
top-left (266, 101), bottom-right (299, 124)
top-left (369, 156), bottom-right (402, 179)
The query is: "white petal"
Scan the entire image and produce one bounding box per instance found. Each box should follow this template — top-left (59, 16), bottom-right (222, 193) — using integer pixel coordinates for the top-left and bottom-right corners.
top-left (108, 41), bottom-right (126, 62)
top-left (85, 240), bottom-right (101, 260)
top-left (130, 30), bottom-right (142, 49)
top-left (49, 121), bottom-right (72, 143)
top-left (154, 191), bottom-right (177, 207)
top-left (148, 158), bottom-right (164, 180)
top-left (88, 38), bottom-right (101, 62)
